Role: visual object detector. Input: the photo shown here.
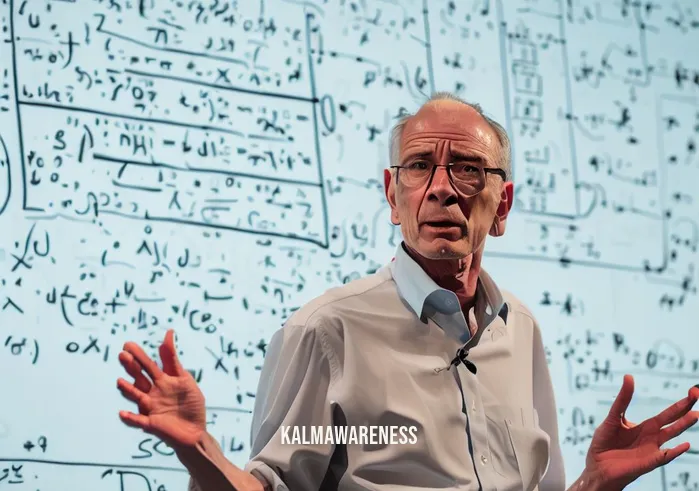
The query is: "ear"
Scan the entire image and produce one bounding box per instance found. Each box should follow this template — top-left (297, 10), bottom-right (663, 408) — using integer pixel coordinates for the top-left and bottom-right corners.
top-left (384, 168), bottom-right (401, 225)
top-left (489, 181), bottom-right (514, 237)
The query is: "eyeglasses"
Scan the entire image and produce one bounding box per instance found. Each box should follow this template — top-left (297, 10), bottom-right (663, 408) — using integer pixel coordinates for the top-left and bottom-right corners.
top-left (390, 160), bottom-right (507, 197)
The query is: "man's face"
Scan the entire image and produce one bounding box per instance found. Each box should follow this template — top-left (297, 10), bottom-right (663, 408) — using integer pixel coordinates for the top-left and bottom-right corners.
top-left (385, 100), bottom-right (512, 260)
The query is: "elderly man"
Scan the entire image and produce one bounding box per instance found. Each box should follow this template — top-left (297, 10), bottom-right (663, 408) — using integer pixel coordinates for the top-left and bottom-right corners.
top-left (117, 93), bottom-right (699, 491)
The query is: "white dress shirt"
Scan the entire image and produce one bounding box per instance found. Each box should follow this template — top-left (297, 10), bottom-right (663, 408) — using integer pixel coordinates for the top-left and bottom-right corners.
top-left (189, 242), bottom-right (565, 490)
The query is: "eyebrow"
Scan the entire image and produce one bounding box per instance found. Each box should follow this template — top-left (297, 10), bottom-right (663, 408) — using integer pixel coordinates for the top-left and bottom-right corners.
top-left (401, 151), bottom-right (432, 165)
top-left (401, 150), bottom-right (488, 165)
top-left (451, 152), bottom-right (487, 165)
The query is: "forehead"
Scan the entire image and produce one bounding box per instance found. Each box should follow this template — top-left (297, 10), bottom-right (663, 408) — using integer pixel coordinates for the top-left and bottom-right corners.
top-left (401, 100), bottom-right (497, 153)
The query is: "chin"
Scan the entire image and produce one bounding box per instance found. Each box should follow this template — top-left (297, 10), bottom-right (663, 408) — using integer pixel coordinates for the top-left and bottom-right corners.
top-left (417, 237), bottom-right (470, 259)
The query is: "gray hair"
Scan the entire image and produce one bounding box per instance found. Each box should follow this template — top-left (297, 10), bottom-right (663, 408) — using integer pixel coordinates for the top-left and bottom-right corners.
top-left (388, 92), bottom-right (512, 181)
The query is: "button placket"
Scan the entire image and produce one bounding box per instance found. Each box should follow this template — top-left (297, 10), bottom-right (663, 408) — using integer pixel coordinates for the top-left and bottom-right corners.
top-left (456, 364), bottom-right (498, 491)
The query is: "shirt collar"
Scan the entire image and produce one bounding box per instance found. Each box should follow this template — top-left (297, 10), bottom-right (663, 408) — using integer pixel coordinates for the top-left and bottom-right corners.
top-left (389, 241), bottom-right (506, 332)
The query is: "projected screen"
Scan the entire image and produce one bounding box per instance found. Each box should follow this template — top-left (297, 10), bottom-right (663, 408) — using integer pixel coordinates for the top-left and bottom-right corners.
top-left (0, 1), bottom-right (697, 489)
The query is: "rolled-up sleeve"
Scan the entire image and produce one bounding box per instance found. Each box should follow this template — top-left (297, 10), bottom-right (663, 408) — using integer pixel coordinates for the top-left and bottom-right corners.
top-left (532, 320), bottom-right (566, 491)
top-left (243, 321), bottom-right (338, 491)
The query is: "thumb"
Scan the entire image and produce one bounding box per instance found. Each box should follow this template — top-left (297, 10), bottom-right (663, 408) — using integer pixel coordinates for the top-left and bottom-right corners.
top-left (607, 374), bottom-right (635, 424)
top-left (159, 329), bottom-right (183, 376)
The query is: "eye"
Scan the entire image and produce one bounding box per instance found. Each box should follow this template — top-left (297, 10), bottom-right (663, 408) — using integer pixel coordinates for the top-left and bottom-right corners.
top-left (407, 160), bottom-right (430, 170)
top-left (453, 163), bottom-right (480, 174)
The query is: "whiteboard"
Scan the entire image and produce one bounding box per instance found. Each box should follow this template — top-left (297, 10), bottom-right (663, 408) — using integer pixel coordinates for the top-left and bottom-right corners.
top-left (0, 0), bottom-right (698, 489)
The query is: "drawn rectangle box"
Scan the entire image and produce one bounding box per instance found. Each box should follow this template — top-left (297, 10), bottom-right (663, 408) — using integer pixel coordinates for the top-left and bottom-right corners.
top-left (18, 102), bottom-right (328, 247)
top-left (513, 96), bottom-right (543, 122)
top-left (508, 37), bottom-right (538, 66)
top-left (512, 62), bottom-right (543, 96)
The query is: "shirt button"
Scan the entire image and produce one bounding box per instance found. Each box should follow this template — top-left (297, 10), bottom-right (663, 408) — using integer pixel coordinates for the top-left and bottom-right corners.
top-left (480, 454), bottom-right (488, 465)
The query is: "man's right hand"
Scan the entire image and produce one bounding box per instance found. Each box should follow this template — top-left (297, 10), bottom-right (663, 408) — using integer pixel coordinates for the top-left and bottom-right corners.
top-left (117, 329), bottom-right (207, 449)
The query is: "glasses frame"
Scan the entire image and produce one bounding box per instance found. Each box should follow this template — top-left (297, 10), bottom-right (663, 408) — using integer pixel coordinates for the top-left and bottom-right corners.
top-left (389, 162), bottom-right (507, 197)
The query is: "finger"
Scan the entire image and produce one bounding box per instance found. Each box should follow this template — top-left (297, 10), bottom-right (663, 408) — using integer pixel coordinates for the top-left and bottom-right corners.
top-left (159, 329), bottom-right (183, 376)
top-left (654, 391), bottom-right (699, 427)
top-left (690, 386), bottom-right (699, 400)
top-left (118, 351), bottom-right (152, 393)
top-left (656, 442), bottom-right (691, 467)
top-left (635, 442), bottom-right (690, 476)
top-left (659, 411), bottom-right (699, 444)
top-left (119, 410), bottom-right (150, 430)
top-left (607, 374), bottom-right (635, 422)
top-left (116, 378), bottom-right (152, 413)
top-left (123, 340), bottom-right (163, 381)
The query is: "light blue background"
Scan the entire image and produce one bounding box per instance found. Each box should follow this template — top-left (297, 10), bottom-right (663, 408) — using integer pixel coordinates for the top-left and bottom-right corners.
top-left (0, 0), bottom-right (698, 489)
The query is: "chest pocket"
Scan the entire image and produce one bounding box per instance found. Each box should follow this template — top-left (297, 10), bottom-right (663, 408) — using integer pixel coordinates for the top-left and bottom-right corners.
top-left (485, 404), bottom-right (550, 491)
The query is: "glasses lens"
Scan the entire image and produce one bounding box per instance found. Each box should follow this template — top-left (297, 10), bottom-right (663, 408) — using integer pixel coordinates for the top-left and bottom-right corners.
top-left (451, 163), bottom-right (484, 195)
top-left (399, 163), bottom-right (432, 187)
top-left (398, 162), bottom-right (484, 196)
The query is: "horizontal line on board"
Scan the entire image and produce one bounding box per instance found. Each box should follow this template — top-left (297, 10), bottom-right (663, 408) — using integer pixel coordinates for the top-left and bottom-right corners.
top-left (124, 69), bottom-right (316, 104)
top-left (0, 457), bottom-right (187, 472)
top-left (483, 250), bottom-right (657, 273)
top-left (18, 101), bottom-right (247, 138)
top-left (206, 406), bottom-right (254, 414)
top-left (93, 153), bottom-right (322, 189)
top-left (141, 213), bottom-right (327, 247)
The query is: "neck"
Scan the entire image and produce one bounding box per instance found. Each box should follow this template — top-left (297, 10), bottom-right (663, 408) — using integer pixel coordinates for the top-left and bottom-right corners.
top-left (404, 243), bottom-right (481, 312)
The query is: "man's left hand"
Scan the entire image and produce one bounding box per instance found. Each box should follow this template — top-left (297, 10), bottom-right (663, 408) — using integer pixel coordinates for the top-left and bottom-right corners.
top-left (581, 374), bottom-right (699, 490)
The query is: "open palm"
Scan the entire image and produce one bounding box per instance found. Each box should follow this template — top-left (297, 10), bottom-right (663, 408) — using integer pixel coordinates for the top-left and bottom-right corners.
top-left (116, 329), bottom-right (207, 448)
top-left (585, 375), bottom-right (699, 489)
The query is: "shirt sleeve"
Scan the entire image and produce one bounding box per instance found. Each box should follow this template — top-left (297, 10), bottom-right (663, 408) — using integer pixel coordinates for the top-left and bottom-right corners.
top-left (532, 319), bottom-right (566, 491)
top-left (242, 321), bottom-right (338, 491)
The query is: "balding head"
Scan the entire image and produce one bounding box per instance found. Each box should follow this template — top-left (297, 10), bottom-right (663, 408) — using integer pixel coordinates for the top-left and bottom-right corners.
top-left (389, 93), bottom-right (511, 181)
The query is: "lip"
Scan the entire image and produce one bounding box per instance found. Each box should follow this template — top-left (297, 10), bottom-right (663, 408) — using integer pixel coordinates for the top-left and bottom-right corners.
top-left (421, 221), bottom-right (465, 228)
top-left (421, 221), bottom-right (466, 236)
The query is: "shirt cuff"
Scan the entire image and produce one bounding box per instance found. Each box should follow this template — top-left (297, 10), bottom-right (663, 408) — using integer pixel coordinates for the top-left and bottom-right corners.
top-left (244, 461), bottom-right (288, 491)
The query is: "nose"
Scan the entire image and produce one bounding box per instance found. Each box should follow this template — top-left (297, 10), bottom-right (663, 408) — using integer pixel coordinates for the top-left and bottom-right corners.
top-left (426, 165), bottom-right (458, 206)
